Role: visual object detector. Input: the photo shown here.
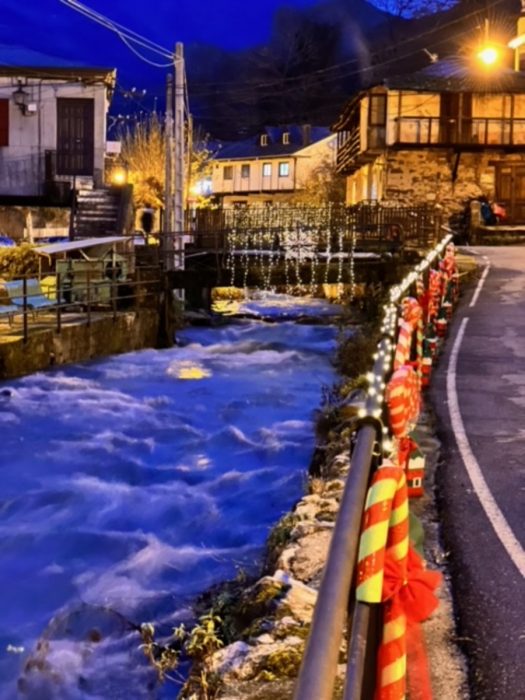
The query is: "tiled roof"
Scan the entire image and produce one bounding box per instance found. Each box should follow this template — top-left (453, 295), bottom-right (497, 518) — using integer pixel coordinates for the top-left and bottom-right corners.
top-left (215, 125), bottom-right (331, 160)
top-left (386, 59), bottom-right (525, 93)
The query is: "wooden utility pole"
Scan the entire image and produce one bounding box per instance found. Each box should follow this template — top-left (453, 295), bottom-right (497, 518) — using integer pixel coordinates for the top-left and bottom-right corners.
top-left (174, 42), bottom-right (185, 271)
top-left (163, 73), bottom-right (174, 267)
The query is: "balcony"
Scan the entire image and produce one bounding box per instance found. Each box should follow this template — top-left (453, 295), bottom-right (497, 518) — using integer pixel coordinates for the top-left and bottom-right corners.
top-left (393, 116), bottom-right (525, 148)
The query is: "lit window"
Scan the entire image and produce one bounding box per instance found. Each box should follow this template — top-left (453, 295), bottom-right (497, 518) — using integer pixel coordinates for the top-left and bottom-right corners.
top-left (260, 134), bottom-right (268, 146)
top-left (262, 163), bottom-right (272, 177)
top-left (241, 164), bottom-right (250, 178)
top-left (278, 162), bottom-right (289, 177)
top-left (282, 132), bottom-right (290, 145)
top-left (223, 165), bottom-right (233, 180)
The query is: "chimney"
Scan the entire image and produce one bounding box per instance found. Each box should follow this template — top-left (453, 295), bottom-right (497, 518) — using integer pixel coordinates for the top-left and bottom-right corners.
top-left (302, 124), bottom-right (312, 146)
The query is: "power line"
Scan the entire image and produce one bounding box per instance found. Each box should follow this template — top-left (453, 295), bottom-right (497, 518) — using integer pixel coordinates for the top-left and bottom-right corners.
top-left (59, 0), bottom-right (175, 64)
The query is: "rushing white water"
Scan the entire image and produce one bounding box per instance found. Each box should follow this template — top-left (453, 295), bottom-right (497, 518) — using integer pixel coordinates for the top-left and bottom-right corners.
top-left (0, 297), bottom-right (340, 699)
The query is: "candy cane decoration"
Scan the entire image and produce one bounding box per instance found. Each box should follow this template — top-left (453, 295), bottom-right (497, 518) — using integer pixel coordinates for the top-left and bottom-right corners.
top-left (386, 365), bottom-right (420, 438)
top-left (394, 298), bottom-right (423, 372)
top-left (356, 461), bottom-right (409, 699)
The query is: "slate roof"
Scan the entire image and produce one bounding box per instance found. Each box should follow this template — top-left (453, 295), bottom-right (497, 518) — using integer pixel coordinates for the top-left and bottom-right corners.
top-left (0, 47), bottom-right (116, 87)
top-left (216, 126), bottom-right (332, 160)
top-left (385, 58), bottom-right (525, 94)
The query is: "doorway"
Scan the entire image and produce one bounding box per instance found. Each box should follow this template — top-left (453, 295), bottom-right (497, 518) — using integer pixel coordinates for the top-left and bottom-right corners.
top-left (495, 164), bottom-right (525, 224)
top-left (56, 98), bottom-right (95, 176)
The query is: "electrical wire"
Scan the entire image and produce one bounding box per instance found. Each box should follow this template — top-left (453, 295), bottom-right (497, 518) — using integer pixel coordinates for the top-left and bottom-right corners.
top-left (59, 0), bottom-right (175, 63)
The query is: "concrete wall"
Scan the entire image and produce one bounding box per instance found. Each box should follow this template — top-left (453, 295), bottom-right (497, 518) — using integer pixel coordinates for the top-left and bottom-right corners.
top-left (0, 77), bottom-right (110, 195)
top-left (0, 310), bottom-right (160, 380)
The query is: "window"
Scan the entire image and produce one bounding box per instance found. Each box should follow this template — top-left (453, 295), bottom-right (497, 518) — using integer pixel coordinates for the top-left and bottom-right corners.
top-left (278, 162), bottom-right (289, 177)
top-left (282, 132), bottom-right (290, 145)
top-left (262, 162), bottom-right (272, 177)
top-left (241, 164), bottom-right (250, 178)
top-left (223, 165), bottom-right (233, 180)
top-left (369, 94), bottom-right (386, 127)
top-left (260, 134), bottom-right (268, 146)
top-left (0, 100), bottom-right (8, 147)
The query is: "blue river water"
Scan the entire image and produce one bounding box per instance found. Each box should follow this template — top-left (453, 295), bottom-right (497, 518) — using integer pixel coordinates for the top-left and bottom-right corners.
top-left (0, 299), bottom-right (339, 699)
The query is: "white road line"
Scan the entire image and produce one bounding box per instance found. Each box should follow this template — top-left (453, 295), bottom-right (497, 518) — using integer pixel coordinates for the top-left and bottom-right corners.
top-left (469, 264), bottom-right (490, 307)
top-left (447, 318), bottom-right (525, 577)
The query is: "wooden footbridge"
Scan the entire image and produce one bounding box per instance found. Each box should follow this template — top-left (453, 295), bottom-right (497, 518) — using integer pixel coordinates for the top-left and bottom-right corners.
top-left (165, 202), bottom-right (445, 302)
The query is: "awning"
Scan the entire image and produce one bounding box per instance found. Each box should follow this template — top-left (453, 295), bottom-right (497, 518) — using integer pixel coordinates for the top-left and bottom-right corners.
top-left (34, 236), bottom-right (128, 256)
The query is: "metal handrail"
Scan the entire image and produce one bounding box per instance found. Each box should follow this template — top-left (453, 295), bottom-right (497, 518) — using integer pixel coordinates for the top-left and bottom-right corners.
top-left (293, 233), bottom-right (453, 700)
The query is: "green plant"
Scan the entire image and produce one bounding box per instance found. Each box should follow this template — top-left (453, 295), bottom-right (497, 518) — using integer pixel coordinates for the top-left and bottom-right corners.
top-left (139, 622), bottom-right (181, 683)
top-left (0, 244), bottom-right (39, 280)
top-left (186, 613), bottom-right (225, 659)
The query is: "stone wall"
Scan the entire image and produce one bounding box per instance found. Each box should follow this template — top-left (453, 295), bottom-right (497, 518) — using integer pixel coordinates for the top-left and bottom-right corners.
top-left (0, 309), bottom-right (160, 380)
top-left (346, 149), bottom-right (525, 224)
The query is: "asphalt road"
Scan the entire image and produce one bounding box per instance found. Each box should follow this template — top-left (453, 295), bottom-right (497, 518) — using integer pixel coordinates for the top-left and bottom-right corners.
top-left (430, 247), bottom-right (525, 700)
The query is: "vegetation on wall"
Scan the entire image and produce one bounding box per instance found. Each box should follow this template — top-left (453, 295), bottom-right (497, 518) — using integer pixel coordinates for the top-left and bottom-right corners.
top-left (0, 243), bottom-right (39, 280)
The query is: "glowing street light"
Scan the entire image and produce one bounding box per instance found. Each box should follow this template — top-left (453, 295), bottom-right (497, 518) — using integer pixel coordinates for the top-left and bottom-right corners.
top-left (477, 45), bottom-right (501, 67)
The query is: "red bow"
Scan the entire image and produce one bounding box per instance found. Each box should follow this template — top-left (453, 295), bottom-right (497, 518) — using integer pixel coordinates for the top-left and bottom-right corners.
top-left (380, 547), bottom-right (442, 700)
top-left (383, 546), bottom-right (441, 622)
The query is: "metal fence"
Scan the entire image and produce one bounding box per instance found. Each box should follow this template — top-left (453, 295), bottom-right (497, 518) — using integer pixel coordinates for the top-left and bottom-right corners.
top-left (0, 261), bottom-right (162, 344)
top-left (293, 233), bottom-right (453, 700)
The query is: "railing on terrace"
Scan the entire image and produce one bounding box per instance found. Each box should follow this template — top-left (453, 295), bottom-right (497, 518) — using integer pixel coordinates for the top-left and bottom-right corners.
top-left (292, 232), bottom-right (453, 700)
top-left (394, 116), bottom-right (525, 147)
top-left (0, 261), bottom-right (162, 344)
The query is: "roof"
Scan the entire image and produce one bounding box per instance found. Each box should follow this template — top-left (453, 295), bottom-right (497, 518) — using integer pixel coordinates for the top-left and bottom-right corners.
top-left (385, 59), bottom-right (525, 94)
top-left (34, 236), bottom-right (128, 256)
top-left (215, 126), bottom-right (332, 160)
top-left (0, 64), bottom-right (116, 88)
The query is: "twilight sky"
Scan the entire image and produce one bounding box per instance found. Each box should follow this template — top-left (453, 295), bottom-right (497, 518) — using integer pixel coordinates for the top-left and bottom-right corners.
top-left (1, 0), bottom-right (322, 62)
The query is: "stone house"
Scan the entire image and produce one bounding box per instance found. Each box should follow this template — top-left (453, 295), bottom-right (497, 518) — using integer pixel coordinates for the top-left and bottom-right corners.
top-left (333, 59), bottom-right (525, 224)
top-left (211, 125), bottom-right (337, 207)
top-left (0, 65), bottom-right (116, 201)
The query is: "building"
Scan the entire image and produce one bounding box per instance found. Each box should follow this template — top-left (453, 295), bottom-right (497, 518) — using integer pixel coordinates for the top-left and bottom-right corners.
top-left (333, 57), bottom-right (525, 224)
top-left (0, 65), bottom-right (116, 203)
top-left (211, 125), bottom-right (337, 207)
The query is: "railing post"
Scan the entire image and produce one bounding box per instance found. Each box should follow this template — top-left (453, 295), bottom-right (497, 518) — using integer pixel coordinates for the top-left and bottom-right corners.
top-left (56, 272), bottom-right (62, 334)
top-left (111, 273), bottom-right (117, 321)
top-left (86, 271), bottom-right (91, 326)
top-left (22, 276), bottom-right (28, 344)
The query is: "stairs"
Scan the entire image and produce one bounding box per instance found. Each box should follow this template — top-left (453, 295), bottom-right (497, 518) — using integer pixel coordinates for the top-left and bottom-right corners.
top-left (72, 187), bottom-right (124, 238)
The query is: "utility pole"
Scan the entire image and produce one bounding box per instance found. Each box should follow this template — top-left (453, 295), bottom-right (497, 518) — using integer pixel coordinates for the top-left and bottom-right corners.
top-left (173, 42), bottom-right (186, 271)
top-left (163, 73), bottom-right (174, 266)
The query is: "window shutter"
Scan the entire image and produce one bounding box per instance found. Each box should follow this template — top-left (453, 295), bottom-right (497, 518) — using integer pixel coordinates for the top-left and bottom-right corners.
top-left (0, 100), bottom-right (8, 147)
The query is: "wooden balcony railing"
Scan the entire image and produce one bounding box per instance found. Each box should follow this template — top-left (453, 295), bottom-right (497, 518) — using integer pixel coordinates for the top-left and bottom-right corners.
top-left (393, 116), bottom-right (525, 147)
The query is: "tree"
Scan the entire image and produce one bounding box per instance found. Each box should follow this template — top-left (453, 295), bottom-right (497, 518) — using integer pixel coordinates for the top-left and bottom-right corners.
top-left (119, 115), bottom-right (214, 211)
top-left (292, 155), bottom-right (346, 206)
top-left (120, 113), bottom-right (165, 210)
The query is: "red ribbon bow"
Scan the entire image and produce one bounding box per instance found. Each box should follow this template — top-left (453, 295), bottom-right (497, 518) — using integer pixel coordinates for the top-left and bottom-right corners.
top-left (381, 547), bottom-right (442, 700)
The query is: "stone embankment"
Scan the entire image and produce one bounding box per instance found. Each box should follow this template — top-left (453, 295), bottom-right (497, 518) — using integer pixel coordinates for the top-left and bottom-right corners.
top-left (0, 309), bottom-right (162, 380)
top-left (180, 254), bottom-right (479, 700)
top-left (189, 412), bottom-right (469, 700)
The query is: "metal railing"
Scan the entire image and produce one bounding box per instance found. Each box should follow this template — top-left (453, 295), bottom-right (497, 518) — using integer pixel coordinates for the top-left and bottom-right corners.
top-left (293, 232), bottom-right (453, 700)
top-left (0, 262), bottom-right (162, 344)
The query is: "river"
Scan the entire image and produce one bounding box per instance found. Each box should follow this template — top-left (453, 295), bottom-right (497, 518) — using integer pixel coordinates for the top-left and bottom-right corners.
top-left (0, 294), bottom-right (341, 699)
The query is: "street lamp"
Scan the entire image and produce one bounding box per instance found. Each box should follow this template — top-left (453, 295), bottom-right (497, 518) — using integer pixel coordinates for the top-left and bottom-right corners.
top-left (476, 44), bottom-right (501, 68)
